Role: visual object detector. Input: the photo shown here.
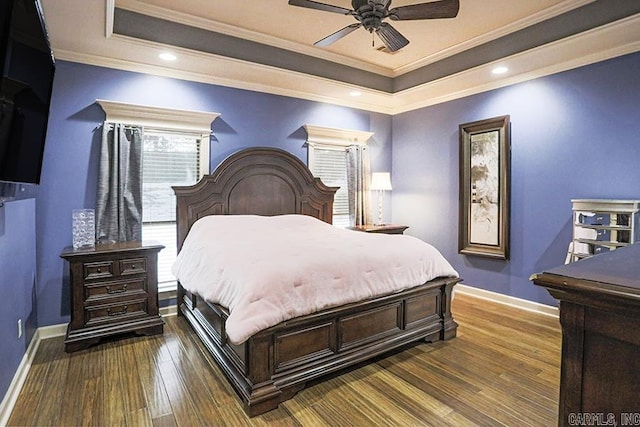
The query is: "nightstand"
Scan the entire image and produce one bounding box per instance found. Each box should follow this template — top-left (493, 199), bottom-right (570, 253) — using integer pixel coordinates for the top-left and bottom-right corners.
top-left (348, 224), bottom-right (409, 235)
top-left (61, 241), bottom-right (165, 352)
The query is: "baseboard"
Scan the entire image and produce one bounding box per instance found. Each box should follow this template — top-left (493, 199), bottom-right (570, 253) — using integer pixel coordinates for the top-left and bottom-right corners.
top-left (37, 323), bottom-right (67, 339)
top-left (455, 283), bottom-right (559, 318)
top-left (0, 329), bottom-right (42, 426)
top-left (0, 306), bottom-right (178, 423)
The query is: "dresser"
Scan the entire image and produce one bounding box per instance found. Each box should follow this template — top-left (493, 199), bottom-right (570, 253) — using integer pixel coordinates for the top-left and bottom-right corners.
top-left (61, 241), bottom-right (165, 352)
top-left (569, 199), bottom-right (640, 263)
top-left (532, 244), bottom-right (640, 425)
top-left (348, 224), bottom-right (409, 235)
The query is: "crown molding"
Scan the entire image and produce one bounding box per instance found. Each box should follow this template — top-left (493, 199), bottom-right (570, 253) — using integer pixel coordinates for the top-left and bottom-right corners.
top-left (54, 12), bottom-right (640, 117)
top-left (391, 13), bottom-right (640, 114)
top-left (53, 36), bottom-right (397, 115)
top-left (96, 99), bottom-right (220, 132)
top-left (304, 124), bottom-right (374, 147)
top-left (116, 0), bottom-right (591, 79)
top-left (393, 0), bottom-right (594, 76)
top-left (115, 0), bottom-right (393, 78)
top-left (105, 0), bottom-right (115, 38)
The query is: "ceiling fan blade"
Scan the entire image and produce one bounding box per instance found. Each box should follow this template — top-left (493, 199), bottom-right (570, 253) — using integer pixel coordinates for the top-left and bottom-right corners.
top-left (376, 23), bottom-right (409, 52)
top-left (389, 0), bottom-right (460, 20)
top-left (315, 23), bottom-right (361, 47)
top-left (288, 0), bottom-right (353, 15)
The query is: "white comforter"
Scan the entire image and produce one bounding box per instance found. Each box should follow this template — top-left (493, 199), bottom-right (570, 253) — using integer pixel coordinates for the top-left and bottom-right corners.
top-left (172, 214), bottom-right (458, 345)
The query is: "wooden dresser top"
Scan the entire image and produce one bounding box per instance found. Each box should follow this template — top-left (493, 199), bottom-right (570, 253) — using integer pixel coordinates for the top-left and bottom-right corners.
top-left (532, 244), bottom-right (640, 299)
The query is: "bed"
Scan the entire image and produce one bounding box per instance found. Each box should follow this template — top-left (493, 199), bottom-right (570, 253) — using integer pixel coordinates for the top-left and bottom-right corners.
top-left (172, 147), bottom-right (461, 416)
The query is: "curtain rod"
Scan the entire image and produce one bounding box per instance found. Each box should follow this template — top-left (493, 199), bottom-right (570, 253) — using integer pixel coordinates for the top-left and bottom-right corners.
top-left (104, 122), bottom-right (211, 137)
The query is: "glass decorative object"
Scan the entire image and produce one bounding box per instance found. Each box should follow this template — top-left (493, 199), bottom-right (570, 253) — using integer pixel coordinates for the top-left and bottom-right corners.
top-left (72, 209), bottom-right (95, 250)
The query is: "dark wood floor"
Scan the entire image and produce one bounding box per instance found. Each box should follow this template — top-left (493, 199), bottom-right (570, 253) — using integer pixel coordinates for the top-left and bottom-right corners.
top-left (8, 293), bottom-right (561, 426)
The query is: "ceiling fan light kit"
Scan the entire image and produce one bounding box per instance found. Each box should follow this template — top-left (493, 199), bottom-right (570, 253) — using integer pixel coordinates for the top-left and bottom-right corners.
top-left (288, 0), bottom-right (460, 52)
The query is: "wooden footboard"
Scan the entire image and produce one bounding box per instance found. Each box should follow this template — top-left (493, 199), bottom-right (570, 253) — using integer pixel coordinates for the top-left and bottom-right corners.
top-left (178, 276), bottom-right (460, 417)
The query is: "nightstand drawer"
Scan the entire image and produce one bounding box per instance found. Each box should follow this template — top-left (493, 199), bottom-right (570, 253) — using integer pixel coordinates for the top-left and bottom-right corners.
top-left (83, 261), bottom-right (114, 280)
top-left (84, 278), bottom-right (147, 302)
top-left (85, 299), bottom-right (148, 327)
top-left (120, 257), bottom-right (147, 275)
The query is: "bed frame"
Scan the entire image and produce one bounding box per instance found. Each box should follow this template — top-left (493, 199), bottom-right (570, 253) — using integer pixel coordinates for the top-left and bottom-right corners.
top-left (173, 147), bottom-right (460, 416)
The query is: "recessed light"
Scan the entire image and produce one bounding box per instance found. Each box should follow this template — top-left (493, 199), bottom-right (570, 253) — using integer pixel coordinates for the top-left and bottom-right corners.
top-left (159, 52), bottom-right (177, 61)
top-left (492, 66), bottom-right (508, 75)
top-left (349, 90), bottom-right (362, 97)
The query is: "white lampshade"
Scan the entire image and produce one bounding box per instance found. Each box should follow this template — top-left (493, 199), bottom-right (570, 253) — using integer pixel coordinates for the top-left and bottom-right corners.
top-left (371, 172), bottom-right (392, 191)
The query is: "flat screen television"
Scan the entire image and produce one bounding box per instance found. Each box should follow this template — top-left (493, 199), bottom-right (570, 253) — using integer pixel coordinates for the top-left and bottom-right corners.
top-left (0, 0), bottom-right (55, 186)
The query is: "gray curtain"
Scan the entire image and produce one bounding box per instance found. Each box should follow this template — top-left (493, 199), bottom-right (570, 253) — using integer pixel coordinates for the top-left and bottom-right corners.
top-left (96, 122), bottom-right (143, 243)
top-left (346, 144), bottom-right (371, 226)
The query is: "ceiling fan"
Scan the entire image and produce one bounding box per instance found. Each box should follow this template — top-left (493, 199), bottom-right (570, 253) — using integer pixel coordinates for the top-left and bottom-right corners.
top-left (288, 0), bottom-right (460, 52)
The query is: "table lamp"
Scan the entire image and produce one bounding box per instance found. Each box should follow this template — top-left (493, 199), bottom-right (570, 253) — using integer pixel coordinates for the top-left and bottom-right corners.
top-left (371, 172), bottom-right (392, 225)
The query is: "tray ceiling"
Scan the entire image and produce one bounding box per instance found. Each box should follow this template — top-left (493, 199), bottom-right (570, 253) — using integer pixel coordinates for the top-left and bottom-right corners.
top-left (40, 0), bottom-right (640, 114)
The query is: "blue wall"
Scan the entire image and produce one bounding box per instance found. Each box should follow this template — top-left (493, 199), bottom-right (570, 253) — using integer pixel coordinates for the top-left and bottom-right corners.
top-left (0, 198), bottom-right (37, 399)
top-left (35, 61), bottom-right (392, 327)
top-left (392, 52), bottom-right (640, 305)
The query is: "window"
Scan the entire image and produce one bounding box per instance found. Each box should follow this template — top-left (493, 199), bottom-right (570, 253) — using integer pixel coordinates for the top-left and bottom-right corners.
top-left (308, 145), bottom-right (350, 227)
top-left (142, 129), bottom-right (209, 292)
top-left (304, 124), bottom-right (374, 228)
top-left (96, 100), bottom-right (219, 295)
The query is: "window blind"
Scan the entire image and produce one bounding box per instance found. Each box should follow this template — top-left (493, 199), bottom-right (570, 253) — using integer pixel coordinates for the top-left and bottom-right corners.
top-left (141, 129), bottom-right (205, 290)
top-left (142, 131), bottom-right (201, 223)
top-left (142, 222), bottom-right (177, 290)
top-left (309, 146), bottom-right (350, 227)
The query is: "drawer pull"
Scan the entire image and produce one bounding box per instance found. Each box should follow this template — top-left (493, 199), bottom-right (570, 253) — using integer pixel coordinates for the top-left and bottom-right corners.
top-left (106, 284), bottom-right (127, 294)
top-left (97, 268), bottom-right (102, 273)
top-left (107, 306), bottom-right (128, 317)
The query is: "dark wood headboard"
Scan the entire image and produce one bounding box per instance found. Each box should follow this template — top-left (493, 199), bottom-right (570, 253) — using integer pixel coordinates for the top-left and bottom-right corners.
top-left (173, 147), bottom-right (338, 251)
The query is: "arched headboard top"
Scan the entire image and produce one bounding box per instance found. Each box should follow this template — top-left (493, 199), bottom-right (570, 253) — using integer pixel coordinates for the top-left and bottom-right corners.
top-left (173, 147), bottom-right (339, 250)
